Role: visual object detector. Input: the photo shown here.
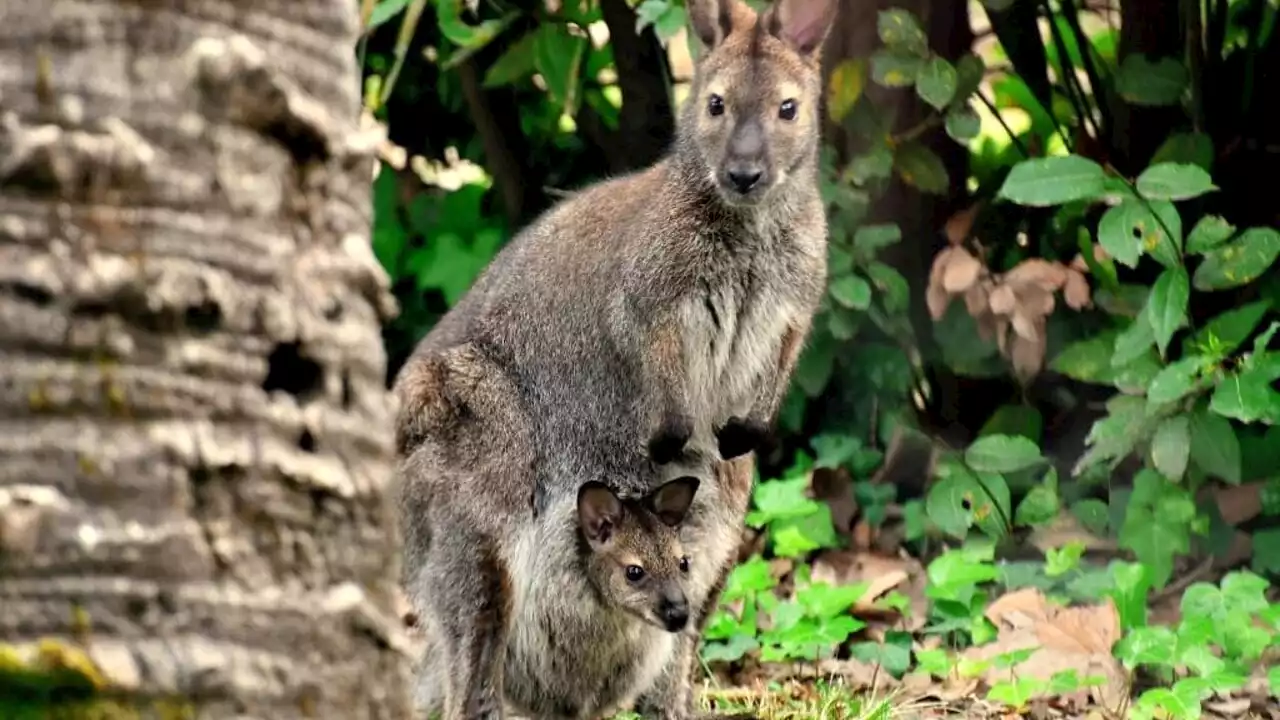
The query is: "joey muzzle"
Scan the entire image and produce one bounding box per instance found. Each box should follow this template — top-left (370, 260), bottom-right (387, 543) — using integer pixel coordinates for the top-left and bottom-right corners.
top-left (657, 593), bottom-right (690, 632)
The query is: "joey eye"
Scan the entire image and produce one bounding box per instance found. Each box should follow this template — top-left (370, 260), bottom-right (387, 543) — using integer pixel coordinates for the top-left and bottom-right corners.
top-left (678, 556), bottom-right (690, 573)
top-left (625, 565), bottom-right (646, 583)
top-left (779, 99), bottom-right (798, 121)
top-left (708, 94), bottom-right (725, 117)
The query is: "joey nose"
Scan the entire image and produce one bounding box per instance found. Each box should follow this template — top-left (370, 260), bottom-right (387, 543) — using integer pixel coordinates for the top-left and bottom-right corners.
top-left (659, 597), bottom-right (689, 632)
top-left (727, 169), bottom-right (762, 194)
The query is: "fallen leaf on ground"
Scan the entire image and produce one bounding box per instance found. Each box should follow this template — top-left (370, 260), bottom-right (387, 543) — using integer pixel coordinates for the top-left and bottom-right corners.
top-left (810, 550), bottom-right (928, 630)
top-left (1027, 511), bottom-right (1115, 553)
top-left (964, 588), bottom-right (1127, 709)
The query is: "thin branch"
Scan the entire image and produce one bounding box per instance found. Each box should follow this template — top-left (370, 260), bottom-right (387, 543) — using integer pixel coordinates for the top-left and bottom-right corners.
top-left (976, 89), bottom-right (1032, 158)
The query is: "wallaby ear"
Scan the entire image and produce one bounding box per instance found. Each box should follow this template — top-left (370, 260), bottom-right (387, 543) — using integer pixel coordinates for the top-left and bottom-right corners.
top-left (688, 0), bottom-right (736, 49)
top-left (578, 481), bottom-right (624, 545)
top-left (765, 0), bottom-right (838, 57)
top-left (648, 476), bottom-right (700, 527)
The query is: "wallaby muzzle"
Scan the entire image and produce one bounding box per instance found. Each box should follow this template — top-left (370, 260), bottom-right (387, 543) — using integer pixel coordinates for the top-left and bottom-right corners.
top-left (721, 118), bottom-right (770, 199)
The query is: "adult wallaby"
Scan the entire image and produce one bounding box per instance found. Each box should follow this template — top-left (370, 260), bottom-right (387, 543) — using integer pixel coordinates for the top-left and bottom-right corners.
top-left (399, 0), bottom-right (838, 471)
top-left (395, 0), bottom-right (837, 715)
top-left (399, 344), bottom-right (710, 720)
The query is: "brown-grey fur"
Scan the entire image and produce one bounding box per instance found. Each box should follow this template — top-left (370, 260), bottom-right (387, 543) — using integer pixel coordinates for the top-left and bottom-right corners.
top-left (400, 344), bottom-right (712, 719)
top-left (394, 0), bottom-right (838, 716)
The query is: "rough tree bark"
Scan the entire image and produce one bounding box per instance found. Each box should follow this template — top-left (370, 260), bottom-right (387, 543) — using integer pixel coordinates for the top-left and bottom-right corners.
top-left (0, 2), bottom-right (411, 718)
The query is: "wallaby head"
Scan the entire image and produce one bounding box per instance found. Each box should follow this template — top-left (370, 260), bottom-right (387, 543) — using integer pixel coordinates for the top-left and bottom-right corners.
top-left (680, 0), bottom-right (838, 206)
top-left (576, 477), bottom-right (701, 633)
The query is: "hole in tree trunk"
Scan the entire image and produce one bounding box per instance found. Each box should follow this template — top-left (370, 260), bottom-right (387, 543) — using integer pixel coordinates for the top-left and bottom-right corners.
top-left (262, 342), bottom-right (323, 402)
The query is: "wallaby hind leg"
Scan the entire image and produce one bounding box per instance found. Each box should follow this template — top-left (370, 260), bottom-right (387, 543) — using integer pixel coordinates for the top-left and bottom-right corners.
top-left (420, 533), bottom-right (514, 720)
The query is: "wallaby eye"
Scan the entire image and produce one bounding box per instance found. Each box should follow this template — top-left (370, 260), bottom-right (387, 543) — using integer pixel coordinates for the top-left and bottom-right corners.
top-left (708, 94), bottom-right (725, 117)
top-left (678, 556), bottom-right (690, 573)
top-left (779, 99), bottom-right (798, 121)
top-left (625, 565), bottom-right (646, 583)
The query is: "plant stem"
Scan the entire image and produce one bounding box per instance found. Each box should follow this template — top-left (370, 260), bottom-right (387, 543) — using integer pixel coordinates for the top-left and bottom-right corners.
top-left (975, 90), bottom-right (1032, 158)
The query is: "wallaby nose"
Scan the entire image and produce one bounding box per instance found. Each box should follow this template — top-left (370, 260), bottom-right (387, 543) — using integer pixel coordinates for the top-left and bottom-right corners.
top-left (659, 597), bottom-right (689, 632)
top-left (727, 169), bottom-right (763, 194)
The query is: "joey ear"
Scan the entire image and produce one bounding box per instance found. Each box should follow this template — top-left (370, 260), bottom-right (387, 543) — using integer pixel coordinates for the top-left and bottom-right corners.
top-left (765, 0), bottom-right (838, 57)
top-left (648, 476), bottom-right (700, 527)
top-left (688, 0), bottom-right (738, 49)
top-left (578, 481), bottom-right (624, 545)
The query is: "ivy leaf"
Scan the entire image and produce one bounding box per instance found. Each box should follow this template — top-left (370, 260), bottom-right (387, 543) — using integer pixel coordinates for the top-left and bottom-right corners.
top-left (830, 274), bottom-right (873, 309)
top-left (533, 23), bottom-right (588, 115)
top-left (1136, 163), bottom-right (1217, 201)
top-left (1014, 482), bottom-right (1060, 528)
top-left (926, 464), bottom-right (981, 538)
top-left (1112, 307), bottom-right (1156, 367)
top-left (1192, 227), bottom-right (1280, 291)
top-left (876, 9), bottom-right (928, 54)
top-left (827, 58), bottom-right (867, 124)
top-left (1186, 215), bottom-right (1236, 254)
top-left (1188, 410), bottom-right (1242, 484)
top-left (1146, 355), bottom-right (1205, 405)
top-left (893, 142), bottom-right (949, 193)
top-left (871, 49), bottom-right (923, 87)
top-left (944, 103), bottom-right (981, 142)
top-left (1150, 416), bottom-right (1191, 480)
top-left (1107, 562), bottom-right (1152, 630)
top-left (853, 224), bottom-right (902, 252)
top-left (1148, 267), bottom-right (1190, 357)
top-left (1115, 54), bottom-right (1188, 106)
top-left (916, 57), bottom-right (958, 110)
top-left (998, 155), bottom-right (1107, 207)
top-left (965, 434), bottom-right (1045, 474)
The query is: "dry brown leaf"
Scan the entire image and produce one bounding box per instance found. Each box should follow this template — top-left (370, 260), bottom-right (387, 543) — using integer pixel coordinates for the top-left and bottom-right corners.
top-left (811, 467), bottom-right (857, 535)
top-left (975, 312), bottom-right (998, 342)
top-left (942, 248), bottom-right (983, 293)
top-left (1028, 511), bottom-right (1116, 553)
top-left (927, 283), bottom-right (951, 320)
top-left (1004, 258), bottom-right (1069, 292)
top-left (929, 246), bottom-right (958, 287)
top-left (968, 589), bottom-right (1126, 709)
top-left (995, 316), bottom-right (1011, 354)
top-left (1215, 482), bottom-right (1264, 525)
top-left (1011, 333), bottom-right (1047, 380)
top-left (989, 283), bottom-right (1017, 315)
top-left (1064, 268), bottom-right (1092, 309)
top-left (1011, 311), bottom-right (1041, 342)
top-left (963, 282), bottom-right (989, 317)
top-left (810, 550), bottom-right (929, 630)
top-left (945, 203), bottom-right (982, 246)
top-left (1069, 253), bottom-right (1089, 272)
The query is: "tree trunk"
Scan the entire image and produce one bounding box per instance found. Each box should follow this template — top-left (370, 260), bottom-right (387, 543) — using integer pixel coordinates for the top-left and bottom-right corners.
top-left (0, 2), bottom-right (411, 718)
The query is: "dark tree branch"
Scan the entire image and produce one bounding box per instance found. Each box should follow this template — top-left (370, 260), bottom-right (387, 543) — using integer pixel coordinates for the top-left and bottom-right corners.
top-left (598, 0), bottom-right (676, 170)
top-left (456, 57), bottom-right (539, 227)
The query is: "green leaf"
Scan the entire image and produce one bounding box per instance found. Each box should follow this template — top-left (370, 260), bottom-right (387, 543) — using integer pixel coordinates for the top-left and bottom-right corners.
top-left (1135, 163), bottom-right (1217, 201)
top-left (1050, 332), bottom-right (1120, 384)
top-left (1112, 308), bottom-right (1156, 367)
top-left (853, 224), bottom-right (902, 252)
top-left (1148, 267), bottom-right (1190, 357)
top-left (893, 142), bottom-right (949, 193)
top-left (972, 471), bottom-right (1012, 539)
top-left (533, 23), bottom-right (588, 115)
top-left (1185, 215), bottom-right (1236, 255)
top-left (848, 144), bottom-right (894, 184)
top-left (1107, 561), bottom-right (1152, 630)
top-left (965, 434), bottom-right (1045, 474)
top-left (1098, 199), bottom-right (1182, 269)
top-left (1071, 499), bottom-right (1110, 536)
top-left (1146, 355), bottom-right (1205, 405)
top-left (830, 274), bottom-right (873, 309)
top-left (369, 0), bottom-right (412, 29)
top-left (1115, 625), bottom-right (1178, 668)
top-left (998, 155), bottom-right (1107, 207)
top-left (1184, 301), bottom-right (1268, 357)
top-left (1192, 227), bottom-right (1280, 291)
top-left (925, 469), bottom-right (979, 538)
top-left (1252, 527), bottom-right (1280, 575)
top-left (483, 30), bottom-right (538, 87)
top-left (865, 262), bottom-right (910, 313)
top-left (1270, 664), bottom-right (1280, 697)
top-left (1151, 131), bottom-right (1214, 171)
top-left (652, 4), bottom-right (688, 39)
top-left (876, 9), bottom-right (928, 53)
top-left (1188, 410), bottom-right (1242, 484)
top-left (953, 54), bottom-right (985, 102)
top-left (827, 308), bottom-right (859, 340)
top-left (827, 59), bottom-right (867, 124)
top-left (1115, 54), bottom-right (1188, 106)
top-left (1210, 365), bottom-right (1280, 424)
top-left (944, 103), bottom-right (981, 142)
top-left (1015, 482), bottom-right (1060, 528)
top-left (870, 49), bottom-right (923, 87)
top-left (916, 57), bottom-right (958, 110)
top-left (1150, 416), bottom-right (1191, 480)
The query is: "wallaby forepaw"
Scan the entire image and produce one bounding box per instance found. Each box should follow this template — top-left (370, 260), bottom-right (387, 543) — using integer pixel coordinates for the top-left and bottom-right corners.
top-left (649, 414), bottom-right (694, 464)
top-left (715, 416), bottom-right (772, 460)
